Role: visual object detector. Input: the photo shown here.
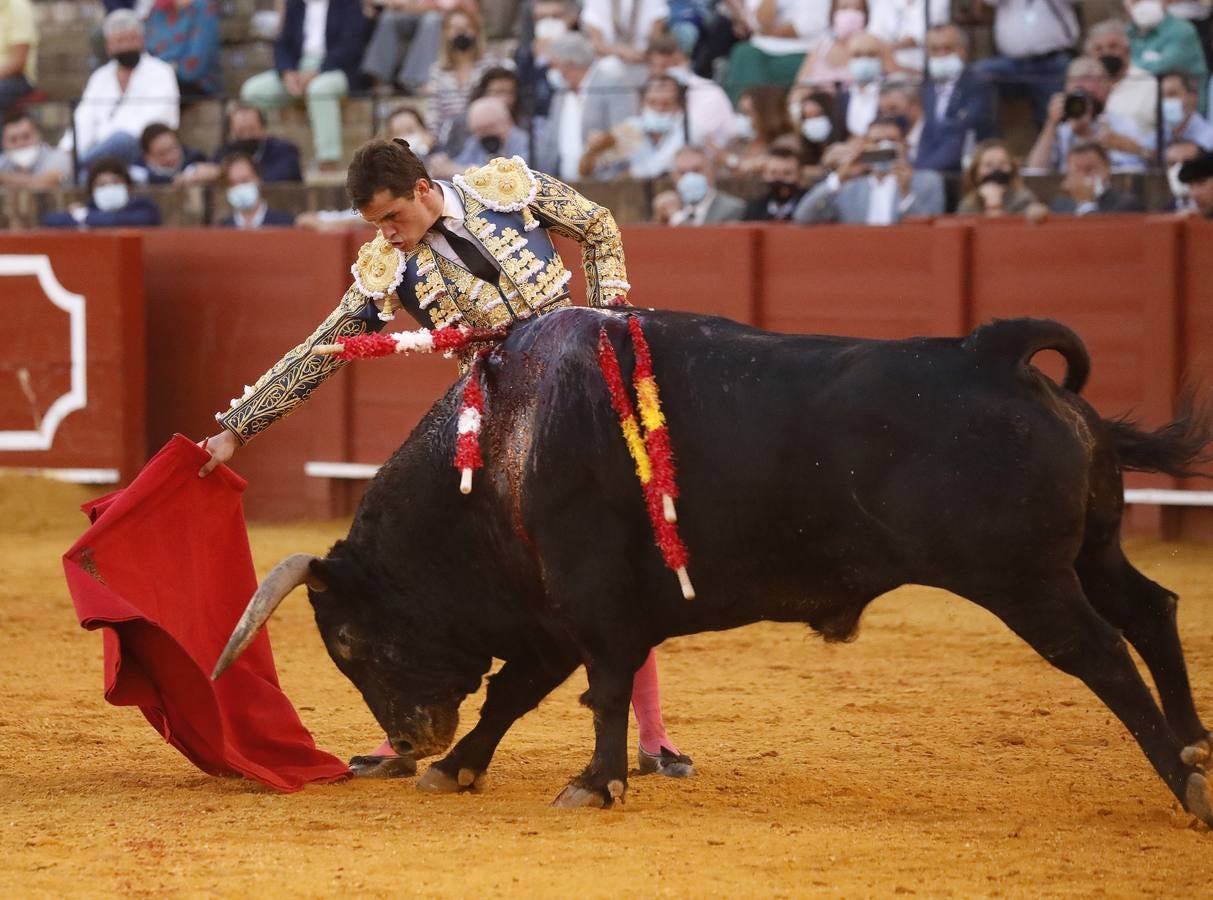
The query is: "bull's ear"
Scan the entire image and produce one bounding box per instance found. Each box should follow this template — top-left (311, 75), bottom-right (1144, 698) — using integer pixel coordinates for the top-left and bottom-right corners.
top-left (306, 558), bottom-right (330, 593)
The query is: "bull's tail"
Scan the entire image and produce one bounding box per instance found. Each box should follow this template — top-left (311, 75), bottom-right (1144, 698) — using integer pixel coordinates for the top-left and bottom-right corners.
top-left (964, 317), bottom-right (1091, 393)
top-left (1103, 393), bottom-right (1213, 479)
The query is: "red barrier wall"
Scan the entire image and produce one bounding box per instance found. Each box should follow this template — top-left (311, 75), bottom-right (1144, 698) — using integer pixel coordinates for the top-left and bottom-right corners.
top-left (1172, 219), bottom-right (1213, 539)
top-left (143, 229), bottom-right (354, 519)
top-left (0, 232), bottom-right (145, 481)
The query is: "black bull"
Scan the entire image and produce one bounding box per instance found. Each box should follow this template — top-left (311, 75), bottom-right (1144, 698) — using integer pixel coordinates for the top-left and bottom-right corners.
top-left (214, 308), bottom-right (1213, 820)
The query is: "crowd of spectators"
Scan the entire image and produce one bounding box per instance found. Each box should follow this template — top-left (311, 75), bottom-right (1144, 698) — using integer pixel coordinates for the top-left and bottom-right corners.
top-left (2, 0), bottom-right (1213, 231)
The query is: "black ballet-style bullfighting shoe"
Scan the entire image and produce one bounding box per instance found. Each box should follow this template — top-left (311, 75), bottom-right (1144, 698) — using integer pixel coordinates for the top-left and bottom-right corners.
top-left (348, 754), bottom-right (418, 778)
top-left (637, 744), bottom-right (696, 778)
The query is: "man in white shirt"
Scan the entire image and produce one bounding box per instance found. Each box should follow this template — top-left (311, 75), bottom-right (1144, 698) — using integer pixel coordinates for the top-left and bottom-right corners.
top-left (972, 0), bottom-right (1080, 125)
top-left (645, 34), bottom-right (735, 149)
top-left (580, 73), bottom-right (687, 180)
top-left (1087, 19), bottom-right (1157, 138)
top-left (869, 0), bottom-right (951, 74)
top-left (59, 9), bottom-right (180, 174)
top-left (581, 0), bottom-right (670, 63)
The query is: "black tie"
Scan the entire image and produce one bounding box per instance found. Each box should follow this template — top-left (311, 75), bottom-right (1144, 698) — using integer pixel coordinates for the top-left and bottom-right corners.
top-left (432, 220), bottom-right (499, 285)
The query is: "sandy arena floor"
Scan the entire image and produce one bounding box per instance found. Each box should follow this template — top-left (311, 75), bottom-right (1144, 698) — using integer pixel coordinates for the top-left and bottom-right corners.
top-left (3, 475), bottom-right (1213, 897)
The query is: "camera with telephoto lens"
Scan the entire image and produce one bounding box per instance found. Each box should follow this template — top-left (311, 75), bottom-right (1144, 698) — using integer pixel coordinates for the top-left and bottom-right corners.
top-left (1063, 91), bottom-right (1091, 120)
top-left (857, 147), bottom-right (898, 166)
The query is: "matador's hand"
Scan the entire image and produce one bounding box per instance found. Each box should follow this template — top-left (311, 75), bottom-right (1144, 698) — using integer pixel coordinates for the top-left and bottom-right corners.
top-left (198, 428), bottom-right (239, 477)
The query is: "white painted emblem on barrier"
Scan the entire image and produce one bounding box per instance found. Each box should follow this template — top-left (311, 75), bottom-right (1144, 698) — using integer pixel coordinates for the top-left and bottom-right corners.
top-left (0, 255), bottom-right (86, 450)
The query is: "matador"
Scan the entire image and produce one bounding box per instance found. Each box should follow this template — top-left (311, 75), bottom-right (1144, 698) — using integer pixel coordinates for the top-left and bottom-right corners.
top-left (199, 139), bottom-right (695, 780)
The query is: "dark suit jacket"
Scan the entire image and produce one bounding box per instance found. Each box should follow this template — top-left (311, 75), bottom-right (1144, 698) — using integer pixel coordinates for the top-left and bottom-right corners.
top-left (42, 196), bottom-right (162, 228)
top-left (216, 136), bottom-right (303, 183)
top-left (218, 207), bottom-right (297, 227)
top-left (743, 189), bottom-right (807, 222)
top-left (274, 0), bottom-right (368, 87)
top-left (1048, 189), bottom-right (1146, 215)
top-left (916, 69), bottom-right (995, 173)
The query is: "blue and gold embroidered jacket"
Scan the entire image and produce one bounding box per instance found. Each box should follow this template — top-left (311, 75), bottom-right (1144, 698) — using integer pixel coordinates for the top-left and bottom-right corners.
top-left (216, 157), bottom-right (630, 443)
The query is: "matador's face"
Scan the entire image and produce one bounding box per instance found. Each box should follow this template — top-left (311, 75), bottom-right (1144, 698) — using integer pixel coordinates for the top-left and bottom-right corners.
top-left (360, 181), bottom-right (443, 252)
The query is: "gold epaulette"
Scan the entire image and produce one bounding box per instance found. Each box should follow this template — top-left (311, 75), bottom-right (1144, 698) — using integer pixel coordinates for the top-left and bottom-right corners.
top-left (453, 156), bottom-right (539, 214)
top-left (352, 231), bottom-right (408, 320)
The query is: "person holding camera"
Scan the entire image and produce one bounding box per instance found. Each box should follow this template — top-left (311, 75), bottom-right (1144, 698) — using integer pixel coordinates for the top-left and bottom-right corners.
top-left (1048, 142), bottom-right (1146, 215)
top-left (792, 116), bottom-right (944, 224)
top-left (956, 138), bottom-right (1045, 218)
top-left (1024, 56), bottom-right (1153, 174)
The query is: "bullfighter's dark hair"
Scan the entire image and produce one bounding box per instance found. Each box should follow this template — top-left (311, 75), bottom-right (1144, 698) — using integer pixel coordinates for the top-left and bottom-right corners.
top-left (346, 138), bottom-right (433, 208)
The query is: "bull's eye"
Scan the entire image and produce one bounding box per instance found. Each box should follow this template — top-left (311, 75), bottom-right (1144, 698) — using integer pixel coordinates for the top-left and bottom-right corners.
top-left (332, 624), bottom-right (359, 660)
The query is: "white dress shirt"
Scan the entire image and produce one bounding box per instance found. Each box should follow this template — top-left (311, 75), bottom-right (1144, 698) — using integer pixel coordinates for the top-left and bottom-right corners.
top-left (1106, 64), bottom-right (1158, 137)
top-left (865, 173), bottom-right (899, 225)
top-left (426, 182), bottom-right (501, 273)
top-left (669, 189), bottom-right (716, 226)
top-left (60, 54), bottom-right (180, 155)
top-left (302, 0), bottom-right (329, 63)
top-left (557, 89), bottom-right (585, 183)
top-left (580, 0), bottom-right (670, 52)
top-left (234, 203), bottom-right (269, 229)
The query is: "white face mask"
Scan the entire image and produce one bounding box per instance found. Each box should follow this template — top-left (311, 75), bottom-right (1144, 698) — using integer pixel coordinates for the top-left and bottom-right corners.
top-left (93, 182), bottom-right (129, 211)
top-left (733, 112), bottom-right (756, 140)
top-left (546, 67), bottom-right (568, 91)
top-left (801, 116), bottom-right (832, 143)
top-left (928, 53), bottom-right (964, 81)
top-left (1162, 96), bottom-right (1186, 126)
top-left (534, 17), bottom-right (568, 42)
top-left (396, 132), bottom-right (431, 156)
top-left (6, 144), bottom-right (39, 169)
top-left (893, 46), bottom-right (925, 70)
top-left (848, 56), bottom-right (882, 83)
top-left (1130, 0), bottom-right (1166, 29)
top-left (227, 181), bottom-right (261, 211)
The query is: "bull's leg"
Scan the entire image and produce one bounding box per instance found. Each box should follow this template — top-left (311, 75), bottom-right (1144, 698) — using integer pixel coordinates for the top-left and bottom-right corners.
top-left (551, 657), bottom-right (640, 809)
top-left (971, 569), bottom-right (1212, 826)
top-left (417, 654), bottom-right (578, 794)
top-left (1077, 544), bottom-right (1210, 763)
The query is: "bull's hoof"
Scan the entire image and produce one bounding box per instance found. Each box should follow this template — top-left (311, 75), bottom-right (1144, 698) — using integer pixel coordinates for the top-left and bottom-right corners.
top-left (1181, 738), bottom-right (1211, 767)
top-left (348, 754), bottom-right (417, 778)
top-left (1184, 772), bottom-right (1213, 827)
top-left (637, 744), bottom-right (696, 778)
top-left (417, 764), bottom-right (484, 793)
top-left (551, 778), bottom-right (626, 809)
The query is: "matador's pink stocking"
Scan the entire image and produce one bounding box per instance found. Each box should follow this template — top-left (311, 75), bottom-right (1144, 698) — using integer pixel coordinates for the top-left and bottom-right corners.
top-left (632, 649), bottom-right (679, 755)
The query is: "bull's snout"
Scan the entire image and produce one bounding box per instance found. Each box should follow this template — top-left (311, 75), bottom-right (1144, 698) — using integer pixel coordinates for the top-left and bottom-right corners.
top-left (393, 705), bottom-right (459, 761)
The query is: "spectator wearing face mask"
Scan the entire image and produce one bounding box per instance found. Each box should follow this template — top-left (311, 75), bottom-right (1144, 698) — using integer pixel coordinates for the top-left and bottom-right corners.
top-left (793, 115), bottom-right (945, 224)
top-left (662, 144), bottom-right (745, 225)
top-left (444, 96), bottom-right (529, 172)
top-left (1087, 19), bottom-right (1157, 138)
top-left (42, 156), bottom-right (162, 229)
top-left (1049, 142), bottom-right (1145, 214)
top-left (1161, 72), bottom-right (1213, 150)
top-left (534, 33), bottom-right (606, 182)
top-left (360, 0), bottom-right (448, 95)
top-left (790, 90), bottom-right (844, 168)
top-left (839, 31), bottom-right (888, 137)
top-left (724, 0), bottom-right (828, 102)
top-left (646, 35), bottom-right (736, 149)
top-left (59, 10), bottom-right (180, 172)
top-left (240, 0), bottom-right (369, 175)
top-left (971, 0), bottom-right (1079, 127)
top-left (0, 109), bottom-right (71, 188)
top-left (1164, 138), bottom-right (1202, 210)
top-left (132, 122), bottom-right (207, 185)
top-left (423, 8), bottom-right (510, 154)
top-left (956, 138), bottom-right (1043, 217)
top-left (0, 0), bottom-right (37, 116)
top-left (1025, 55), bottom-right (1154, 174)
top-left (217, 152), bottom-right (296, 228)
top-left (743, 147), bottom-right (807, 220)
top-left (580, 74), bottom-right (687, 180)
top-left (210, 105), bottom-right (304, 183)
top-left (1174, 147), bottom-right (1213, 217)
top-left (386, 105), bottom-right (435, 158)
top-left (1125, 0), bottom-right (1208, 111)
top-left (794, 0), bottom-right (872, 90)
top-left (917, 24), bottom-right (994, 173)
top-left (144, 0), bottom-right (221, 98)
top-left (868, 0), bottom-right (950, 76)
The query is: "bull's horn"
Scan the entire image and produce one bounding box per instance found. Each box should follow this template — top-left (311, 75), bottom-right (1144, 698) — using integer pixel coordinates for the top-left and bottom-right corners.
top-left (211, 553), bottom-right (317, 680)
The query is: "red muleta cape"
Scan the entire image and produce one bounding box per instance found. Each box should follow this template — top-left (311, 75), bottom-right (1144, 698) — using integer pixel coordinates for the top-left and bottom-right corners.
top-left (62, 434), bottom-right (350, 792)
